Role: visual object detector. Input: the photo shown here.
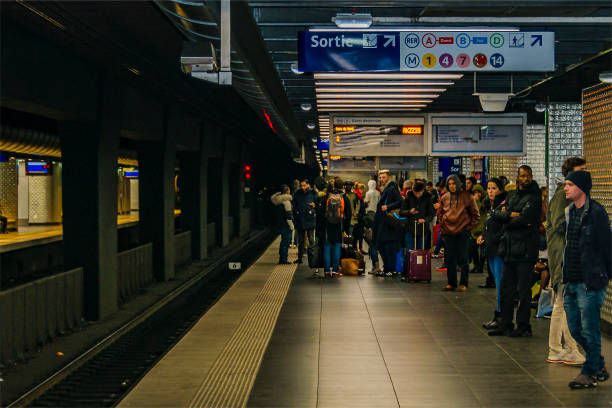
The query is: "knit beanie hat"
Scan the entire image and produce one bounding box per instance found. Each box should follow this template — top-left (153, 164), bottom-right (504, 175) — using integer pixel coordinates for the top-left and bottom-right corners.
top-left (472, 184), bottom-right (485, 195)
top-left (565, 170), bottom-right (592, 195)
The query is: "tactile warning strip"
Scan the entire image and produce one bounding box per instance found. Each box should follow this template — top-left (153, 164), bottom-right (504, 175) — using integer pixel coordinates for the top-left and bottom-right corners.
top-left (188, 262), bottom-right (297, 408)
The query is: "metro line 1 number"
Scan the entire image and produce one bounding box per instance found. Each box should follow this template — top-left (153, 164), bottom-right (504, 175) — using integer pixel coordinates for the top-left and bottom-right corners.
top-left (422, 53), bottom-right (437, 68)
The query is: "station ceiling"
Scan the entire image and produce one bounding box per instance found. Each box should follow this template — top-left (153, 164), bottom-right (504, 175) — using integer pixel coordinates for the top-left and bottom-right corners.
top-left (248, 0), bottom-right (611, 145)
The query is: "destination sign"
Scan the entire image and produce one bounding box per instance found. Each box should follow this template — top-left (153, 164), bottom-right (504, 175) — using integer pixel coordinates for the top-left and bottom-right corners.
top-left (298, 30), bottom-right (554, 72)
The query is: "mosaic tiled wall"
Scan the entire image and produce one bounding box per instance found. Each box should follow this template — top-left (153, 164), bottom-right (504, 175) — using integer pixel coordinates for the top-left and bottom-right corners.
top-left (461, 158), bottom-right (472, 177)
top-left (548, 103), bottom-right (583, 194)
top-left (519, 125), bottom-right (547, 189)
top-left (0, 159), bottom-right (18, 222)
top-left (488, 156), bottom-right (519, 184)
top-left (582, 83), bottom-right (612, 325)
top-left (28, 163), bottom-right (62, 223)
top-left (428, 157), bottom-right (442, 184)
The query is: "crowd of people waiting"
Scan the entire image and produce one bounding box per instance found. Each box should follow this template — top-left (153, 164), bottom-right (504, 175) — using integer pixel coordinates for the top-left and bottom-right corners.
top-left (270, 157), bottom-right (610, 390)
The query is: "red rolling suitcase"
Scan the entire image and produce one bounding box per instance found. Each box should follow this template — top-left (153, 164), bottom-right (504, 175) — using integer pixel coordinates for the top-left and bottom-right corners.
top-left (407, 224), bottom-right (432, 282)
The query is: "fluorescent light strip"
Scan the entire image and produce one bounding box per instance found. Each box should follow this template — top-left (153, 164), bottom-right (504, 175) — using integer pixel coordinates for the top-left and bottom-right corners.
top-left (320, 108), bottom-right (423, 111)
top-left (314, 73), bottom-right (463, 80)
top-left (309, 27), bottom-right (519, 32)
top-left (317, 93), bottom-right (439, 99)
top-left (316, 81), bottom-right (455, 86)
top-left (318, 104), bottom-right (426, 108)
top-left (317, 88), bottom-right (446, 93)
top-left (317, 99), bottom-right (433, 104)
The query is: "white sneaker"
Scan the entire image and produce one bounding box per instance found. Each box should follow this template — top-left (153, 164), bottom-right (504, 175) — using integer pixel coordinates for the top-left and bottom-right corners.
top-left (564, 352), bottom-right (586, 366)
top-left (547, 351), bottom-right (566, 363)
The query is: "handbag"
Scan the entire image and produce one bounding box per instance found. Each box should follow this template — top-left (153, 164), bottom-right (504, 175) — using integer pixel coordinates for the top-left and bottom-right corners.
top-left (364, 227), bottom-right (373, 245)
top-left (386, 209), bottom-right (408, 231)
top-left (536, 288), bottom-right (553, 318)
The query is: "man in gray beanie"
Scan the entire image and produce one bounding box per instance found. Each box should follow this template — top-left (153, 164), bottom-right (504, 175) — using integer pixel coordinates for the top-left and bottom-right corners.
top-left (562, 170), bottom-right (611, 389)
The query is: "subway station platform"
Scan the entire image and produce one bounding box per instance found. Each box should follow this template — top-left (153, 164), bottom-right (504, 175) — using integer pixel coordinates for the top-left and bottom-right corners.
top-left (119, 239), bottom-right (611, 408)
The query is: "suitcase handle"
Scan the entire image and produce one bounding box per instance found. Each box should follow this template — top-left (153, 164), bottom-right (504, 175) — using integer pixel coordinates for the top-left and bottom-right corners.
top-left (413, 221), bottom-right (425, 249)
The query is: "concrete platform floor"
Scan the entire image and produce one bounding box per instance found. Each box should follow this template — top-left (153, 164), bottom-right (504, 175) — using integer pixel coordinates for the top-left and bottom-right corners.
top-left (248, 255), bottom-right (612, 408)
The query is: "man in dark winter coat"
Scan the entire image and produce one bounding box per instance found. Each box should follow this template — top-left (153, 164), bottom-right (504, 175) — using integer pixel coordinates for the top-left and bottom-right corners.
top-left (489, 165), bottom-right (542, 337)
top-left (372, 170), bottom-right (403, 277)
top-left (293, 180), bottom-right (318, 264)
top-left (438, 174), bottom-right (480, 291)
top-left (562, 170), bottom-right (611, 389)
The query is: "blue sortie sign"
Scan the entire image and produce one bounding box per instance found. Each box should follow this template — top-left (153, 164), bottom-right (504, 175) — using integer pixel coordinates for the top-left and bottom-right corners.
top-left (298, 31), bottom-right (400, 72)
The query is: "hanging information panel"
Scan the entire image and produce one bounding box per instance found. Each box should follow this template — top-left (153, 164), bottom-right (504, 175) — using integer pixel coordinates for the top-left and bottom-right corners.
top-left (331, 116), bottom-right (426, 157)
top-left (328, 157), bottom-right (377, 173)
top-left (298, 30), bottom-right (554, 72)
top-left (430, 114), bottom-right (526, 155)
top-left (379, 156), bottom-right (427, 171)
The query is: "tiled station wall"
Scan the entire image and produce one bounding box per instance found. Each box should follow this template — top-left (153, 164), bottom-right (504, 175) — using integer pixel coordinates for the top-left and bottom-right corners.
top-left (520, 125), bottom-right (547, 188)
top-left (488, 156), bottom-right (519, 183)
top-left (0, 159), bottom-right (18, 222)
top-left (28, 163), bottom-right (62, 223)
top-left (582, 83), bottom-right (612, 326)
top-left (548, 103), bottom-right (583, 194)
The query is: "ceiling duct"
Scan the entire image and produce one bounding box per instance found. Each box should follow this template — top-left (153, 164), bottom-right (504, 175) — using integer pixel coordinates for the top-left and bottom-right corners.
top-left (155, 0), bottom-right (301, 154)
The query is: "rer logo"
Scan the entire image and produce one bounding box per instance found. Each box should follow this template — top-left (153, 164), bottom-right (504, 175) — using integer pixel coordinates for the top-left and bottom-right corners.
top-left (405, 53), bottom-right (420, 68)
top-left (404, 33), bottom-right (420, 48)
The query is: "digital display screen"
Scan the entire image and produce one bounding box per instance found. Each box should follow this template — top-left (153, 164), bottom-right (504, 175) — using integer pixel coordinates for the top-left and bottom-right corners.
top-left (124, 170), bottom-right (139, 178)
top-left (401, 126), bottom-right (424, 135)
top-left (26, 161), bottom-right (50, 175)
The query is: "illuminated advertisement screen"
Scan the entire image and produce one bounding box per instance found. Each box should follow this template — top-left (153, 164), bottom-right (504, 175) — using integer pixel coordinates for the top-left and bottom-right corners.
top-left (124, 170), bottom-right (139, 178)
top-left (26, 161), bottom-right (51, 175)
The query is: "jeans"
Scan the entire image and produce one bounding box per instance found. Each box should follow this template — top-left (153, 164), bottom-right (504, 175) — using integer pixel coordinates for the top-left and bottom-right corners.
top-left (444, 232), bottom-right (470, 287)
top-left (499, 262), bottom-right (532, 329)
top-left (323, 241), bottom-right (341, 272)
top-left (488, 256), bottom-right (504, 312)
top-left (564, 282), bottom-right (607, 375)
top-left (296, 228), bottom-right (315, 260)
top-left (380, 241), bottom-right (400, 272)
top-left (279, 227), bottom-right (292, 262)
top-left (549, 284), bottom-right (580, 356)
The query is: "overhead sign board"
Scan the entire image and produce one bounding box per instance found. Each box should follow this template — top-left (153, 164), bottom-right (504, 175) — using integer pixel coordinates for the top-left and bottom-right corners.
top-left (331, 116), bottom-right (427, 157)
top-left (298, 30), bottom-right (554, 72)
top-left (430, 114), bottom-right (526, 156)
top-left (379, 156), bottom-right (427, 171)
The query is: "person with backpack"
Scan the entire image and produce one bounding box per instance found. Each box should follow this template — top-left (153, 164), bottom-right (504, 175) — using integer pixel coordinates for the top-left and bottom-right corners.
top-left (353, 183), bottom-right (367, 255)
top-left (293, 179), bottom-right (318, 264)
top-left (372, 170), bottom-right (403, 277)
top-left (322, 178), bottom-right (352, 277)
top-left (270, 185), bottom-right (294, 264)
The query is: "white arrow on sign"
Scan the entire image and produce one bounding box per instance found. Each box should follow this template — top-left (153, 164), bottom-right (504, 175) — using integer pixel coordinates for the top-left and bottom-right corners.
top-left (383, 35), bottom-right (396, 47)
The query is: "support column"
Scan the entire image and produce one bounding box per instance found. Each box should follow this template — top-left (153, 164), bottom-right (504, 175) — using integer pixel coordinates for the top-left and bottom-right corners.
top-left (220, 133), bottom-right (233, 247)
top-left (138, 108), bottom-right (176, 281)
top-left (60, 76), bottom-right (120, 321)
top-left (181, 123), bottom-right (209, 260)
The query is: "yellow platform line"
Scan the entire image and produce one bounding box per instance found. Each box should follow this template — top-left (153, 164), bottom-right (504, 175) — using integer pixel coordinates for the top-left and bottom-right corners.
top-left (188, 261), bottom-right (297, 408)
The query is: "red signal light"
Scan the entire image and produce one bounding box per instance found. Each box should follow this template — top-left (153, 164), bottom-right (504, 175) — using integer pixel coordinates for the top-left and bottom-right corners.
top-left (245, 165), bottom-right (251, 171)
top-left (245, 173), bottom-right (251, 180)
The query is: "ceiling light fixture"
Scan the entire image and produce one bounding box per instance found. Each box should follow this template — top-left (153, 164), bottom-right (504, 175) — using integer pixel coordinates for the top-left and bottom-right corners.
top-left (333, 13), bottom-right (373, 28)
top-left (290, 63), bottom-right (303, 75)
top-left (320, 108), bottom-right (422, 111)
top-left (314, 73), bottom-right (463, 80)
top-left (599, 72), bottom-right (612, 83)
top-left (318, 104), bottom-right (426, 108)
top-left (301, 103), bottom-right (312, 111)
top-left (310, 27), bottom-right (519, 33)
top-left (306, 122), bottom-right (316, 130)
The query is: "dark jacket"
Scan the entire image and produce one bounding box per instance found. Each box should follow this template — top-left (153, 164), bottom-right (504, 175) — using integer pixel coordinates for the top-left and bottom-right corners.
top-left (493, 180), bottom-right (542, 264)
top-left (321, 189), bottom-right (352, 244)
top-left (438, 175), bottom-right (480, 236)
top-left (373, 181), bottom-right (403, 245)
top-left (562, 198), bottom-right (611, 290)
top-left (482, 191), bottom-right (508, 258)
top-left (399, 191), bottom-right (435, 236)
top-left (546, 181), bottom-right (569, 287)
top-left (293, 188), bottom-right (318, 230)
